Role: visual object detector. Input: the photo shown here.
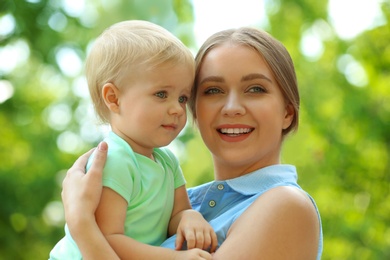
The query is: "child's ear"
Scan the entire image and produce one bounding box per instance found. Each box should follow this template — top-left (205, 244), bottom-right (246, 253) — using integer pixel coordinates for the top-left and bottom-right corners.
top-left (282, 103), bottom-right (294, 131)
top-left (102, 83), bottom-right (120, 113)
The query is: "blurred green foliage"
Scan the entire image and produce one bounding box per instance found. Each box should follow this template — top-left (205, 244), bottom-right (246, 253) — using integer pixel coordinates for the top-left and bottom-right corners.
top-left (0, 0), bottom-right (389, 259)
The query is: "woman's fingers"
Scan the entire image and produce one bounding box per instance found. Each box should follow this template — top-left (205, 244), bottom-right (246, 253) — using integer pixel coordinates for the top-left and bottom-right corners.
top-left (88, 142), bottom-right (108, 173)
top-left (61, 142), bottom-right (108, 221)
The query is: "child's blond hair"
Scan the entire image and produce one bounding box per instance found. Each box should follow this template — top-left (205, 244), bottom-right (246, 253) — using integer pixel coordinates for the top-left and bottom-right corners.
top-left (85, 20), bottom-right (195, 123)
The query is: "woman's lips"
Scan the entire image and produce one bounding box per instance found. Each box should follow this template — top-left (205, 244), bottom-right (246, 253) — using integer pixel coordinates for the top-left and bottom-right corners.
top-left (216, 125), bottom-right (254, 142)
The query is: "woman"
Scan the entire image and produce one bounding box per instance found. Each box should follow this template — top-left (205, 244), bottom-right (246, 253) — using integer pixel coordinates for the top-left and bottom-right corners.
top-left (61, 27), bottom-right (323, 259)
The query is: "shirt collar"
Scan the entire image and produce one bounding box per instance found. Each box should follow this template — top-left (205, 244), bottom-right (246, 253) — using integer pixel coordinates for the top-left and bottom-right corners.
top-left (224, 164), bottom-right (298, 195)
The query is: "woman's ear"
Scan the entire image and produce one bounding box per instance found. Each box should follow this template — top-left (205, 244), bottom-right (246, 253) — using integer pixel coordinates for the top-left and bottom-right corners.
top-left (102, 83), bottom-right (120, 113)
top-left (282, 103), bottom-right (295, 130)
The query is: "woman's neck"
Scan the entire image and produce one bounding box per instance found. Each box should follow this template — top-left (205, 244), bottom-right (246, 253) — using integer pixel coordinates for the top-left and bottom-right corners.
top-left (213, 157), bottom-right (281, 181)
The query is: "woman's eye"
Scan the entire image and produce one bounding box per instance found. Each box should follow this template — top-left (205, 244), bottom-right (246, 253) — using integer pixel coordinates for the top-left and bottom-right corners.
top-left (155, 91), bottom-right (168, 99)
top-left (204, 87), bottom-right (221, 95)
top-left (178, 95), bottom-right (188, 104)
top-left (248, 86), bottom-right (266, 93)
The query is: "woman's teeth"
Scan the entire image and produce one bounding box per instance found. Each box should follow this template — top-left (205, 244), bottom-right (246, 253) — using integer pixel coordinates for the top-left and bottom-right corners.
top-left (219, 128), bottom-right (253, 134)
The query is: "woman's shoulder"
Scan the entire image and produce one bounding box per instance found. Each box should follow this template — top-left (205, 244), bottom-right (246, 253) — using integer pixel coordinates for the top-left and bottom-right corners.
top-left (242, 186), bottom-right (320, 249)
top-left (251, 186), bottom-right (319, 220)
top-left (219, 186), bottom-right (320, 259)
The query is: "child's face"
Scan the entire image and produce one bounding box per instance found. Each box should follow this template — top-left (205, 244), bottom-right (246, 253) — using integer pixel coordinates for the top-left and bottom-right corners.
top-left (111, 62), bottom-right (194, 157)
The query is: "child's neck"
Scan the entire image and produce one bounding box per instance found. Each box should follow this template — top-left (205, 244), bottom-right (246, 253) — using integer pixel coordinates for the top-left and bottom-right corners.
top-left (111, 128), bottom-right (154, 160)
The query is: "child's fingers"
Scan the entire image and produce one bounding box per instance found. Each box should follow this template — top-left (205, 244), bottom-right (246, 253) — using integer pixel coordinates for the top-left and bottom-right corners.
top-left (198, 230), bottom-right (218, 252)
top-left (210, 230), bottom-right (218, 253)
top-left (184, 229), bottom-right (196, 249)
top-left (175, 232), bottom-right (185, 250)
top-left (202, 232), bottom-right (212, 250)
top-left (194, 230), bottom-right (205, 250)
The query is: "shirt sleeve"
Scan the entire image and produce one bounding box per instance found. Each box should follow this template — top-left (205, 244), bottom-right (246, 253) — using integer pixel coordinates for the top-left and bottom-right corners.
top-left (87, 149), bottom-right (134, 204)
top-left (159, 148), bottom-right (186, 189)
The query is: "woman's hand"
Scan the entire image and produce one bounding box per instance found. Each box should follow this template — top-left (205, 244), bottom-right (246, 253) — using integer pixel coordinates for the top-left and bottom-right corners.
top-left (62, 141), bottom-right (108, 225)
top-left (173, 248), bottom-right (212, 260)
top-left (61, 142), bottom-right (120, 260)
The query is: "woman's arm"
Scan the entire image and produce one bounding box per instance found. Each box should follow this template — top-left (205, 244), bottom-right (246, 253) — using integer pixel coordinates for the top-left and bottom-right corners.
top-left (213, 186), bottom-right (320, 260)
top-left (62, 142), bottom-right (120, 260)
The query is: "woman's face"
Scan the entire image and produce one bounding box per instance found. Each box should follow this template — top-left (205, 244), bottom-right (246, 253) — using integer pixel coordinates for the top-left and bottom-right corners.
top-left (195, 43), bottom-right (294, 179)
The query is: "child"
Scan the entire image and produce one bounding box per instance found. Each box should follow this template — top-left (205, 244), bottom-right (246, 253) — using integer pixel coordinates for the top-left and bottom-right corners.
top-left (50, 20), bottom-right (216, 259)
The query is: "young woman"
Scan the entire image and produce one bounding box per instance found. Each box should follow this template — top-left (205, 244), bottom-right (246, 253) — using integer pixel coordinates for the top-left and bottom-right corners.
top-left (60, 27), bottom-right (323, 260)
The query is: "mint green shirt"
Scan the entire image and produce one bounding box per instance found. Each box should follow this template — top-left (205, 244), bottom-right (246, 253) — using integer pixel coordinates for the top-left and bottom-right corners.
top-left (49, 132), bottom-right (186, 259)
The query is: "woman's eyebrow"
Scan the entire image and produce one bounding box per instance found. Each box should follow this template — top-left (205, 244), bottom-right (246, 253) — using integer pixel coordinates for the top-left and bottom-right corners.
top-left (241, 73), bottom-right (272, 83)
top-left (199, 76), bottom-right (225, 85)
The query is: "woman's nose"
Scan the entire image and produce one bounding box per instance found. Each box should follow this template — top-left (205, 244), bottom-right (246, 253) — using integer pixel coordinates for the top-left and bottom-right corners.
top-left (221, 92), bottom-right (245, 117)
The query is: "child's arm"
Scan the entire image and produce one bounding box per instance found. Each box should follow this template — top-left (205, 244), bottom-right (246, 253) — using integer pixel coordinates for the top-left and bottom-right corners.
top-left (169, 185), bottom-right (218, 252)
top-left (96, 186), bottom-right (213, 260)
top-left (63, 143), bottom-right (211, 259)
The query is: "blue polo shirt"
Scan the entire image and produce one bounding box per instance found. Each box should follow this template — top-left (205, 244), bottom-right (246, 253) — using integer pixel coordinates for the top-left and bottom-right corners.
top-left (161, 164), bottom-right (323, 260)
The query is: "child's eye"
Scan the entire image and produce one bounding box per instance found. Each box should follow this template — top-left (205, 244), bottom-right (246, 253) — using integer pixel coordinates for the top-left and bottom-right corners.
top-left (204, 87), bottom-right (222, 95)
top-left (155, 91), bottom-right (168, 99)
top-left (248, 86), bottom-right (266, 93)
top-left (178, 95), bottom-right (188, 104)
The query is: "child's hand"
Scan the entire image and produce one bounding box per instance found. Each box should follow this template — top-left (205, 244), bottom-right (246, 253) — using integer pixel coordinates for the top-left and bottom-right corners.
top-left (175, 210), bottom-right (218, 253)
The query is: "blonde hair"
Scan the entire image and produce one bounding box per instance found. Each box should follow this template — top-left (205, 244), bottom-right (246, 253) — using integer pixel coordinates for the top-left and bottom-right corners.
top-left (85, 20), bottom-right (195, 123)
top-left (190, 27), bottom-right (299, 135)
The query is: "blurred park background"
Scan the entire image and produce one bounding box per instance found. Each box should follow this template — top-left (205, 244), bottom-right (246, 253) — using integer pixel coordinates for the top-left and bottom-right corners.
top-left (0, 0), bottom-right (389, 259)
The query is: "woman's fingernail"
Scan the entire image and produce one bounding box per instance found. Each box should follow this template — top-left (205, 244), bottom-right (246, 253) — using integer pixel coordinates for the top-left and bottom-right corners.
top-left (98, 142), bottom-right (108, 151)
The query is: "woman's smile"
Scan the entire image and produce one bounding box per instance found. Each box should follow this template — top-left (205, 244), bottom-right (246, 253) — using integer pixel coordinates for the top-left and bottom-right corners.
top-left (216, 124), bottom-right (254, 141)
